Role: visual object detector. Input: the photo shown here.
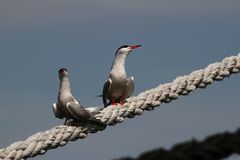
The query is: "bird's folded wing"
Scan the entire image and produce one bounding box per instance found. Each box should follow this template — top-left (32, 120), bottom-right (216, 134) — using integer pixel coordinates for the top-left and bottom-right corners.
top-left (66, 102), bottom-right (91, 120)
top-left (102, 78), bottom-right (112, 106)
top-left (52, 103), bottom-right (65, 119)
top-left (123, 76), bottom-right (134, 99)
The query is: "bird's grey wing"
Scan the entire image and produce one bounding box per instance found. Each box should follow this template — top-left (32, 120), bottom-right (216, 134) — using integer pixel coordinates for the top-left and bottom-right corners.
top-left (123, 76), bottom-right (134, 99)
top-left (66, 102), bottom-right (91, 121)
top-left (102, 78), bottom-right (112, 107)
top-left (52, 103), bottom-right (65, 119)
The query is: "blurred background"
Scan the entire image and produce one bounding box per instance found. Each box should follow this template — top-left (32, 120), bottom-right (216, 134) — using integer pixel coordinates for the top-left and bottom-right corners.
top-left (0, 0), bottom-right (240, 159)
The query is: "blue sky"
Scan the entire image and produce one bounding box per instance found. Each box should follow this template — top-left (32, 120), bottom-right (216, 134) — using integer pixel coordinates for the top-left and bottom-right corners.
top-left (0, 1), bottom-right (240, 159)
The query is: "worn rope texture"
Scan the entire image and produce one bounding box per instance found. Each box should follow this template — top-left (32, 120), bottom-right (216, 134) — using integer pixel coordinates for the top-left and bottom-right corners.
top-left (116, 128), bottom-right (240, 160)
top-left (0, 53), bottom-right (240, 160)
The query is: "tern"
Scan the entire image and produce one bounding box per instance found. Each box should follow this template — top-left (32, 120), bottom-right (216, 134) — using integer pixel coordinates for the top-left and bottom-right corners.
top-left (101, 45), bottom-right (141, 107)
top-left (52, 68), bottom-right (92, 124)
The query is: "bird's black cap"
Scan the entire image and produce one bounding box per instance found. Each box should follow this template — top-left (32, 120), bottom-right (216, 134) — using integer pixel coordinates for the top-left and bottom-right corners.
top-left (115, 45), bottom-right (129, 56)
top-left (58, 68), bottom-right (68, 74)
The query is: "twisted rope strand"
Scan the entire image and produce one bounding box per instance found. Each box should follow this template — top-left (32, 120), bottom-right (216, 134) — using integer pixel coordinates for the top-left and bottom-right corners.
top-left (1, 53), bottom-right (240, 160)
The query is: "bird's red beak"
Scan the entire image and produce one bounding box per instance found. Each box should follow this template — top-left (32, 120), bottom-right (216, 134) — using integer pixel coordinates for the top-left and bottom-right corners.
top-left (129, 45), bottom-right (141, 50)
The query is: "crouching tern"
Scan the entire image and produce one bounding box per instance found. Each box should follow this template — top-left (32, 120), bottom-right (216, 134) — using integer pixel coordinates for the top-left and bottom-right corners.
top-left (52, 68), bottom-right (92, 124)
top-left (101, 44), bottom-right (141, 107)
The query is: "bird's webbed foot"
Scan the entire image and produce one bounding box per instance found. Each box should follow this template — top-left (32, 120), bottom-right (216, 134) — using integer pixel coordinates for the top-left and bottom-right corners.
top-left (111, 98), bottom-right (117, 105)
top-left (120, 97), bottom-right (125, 106)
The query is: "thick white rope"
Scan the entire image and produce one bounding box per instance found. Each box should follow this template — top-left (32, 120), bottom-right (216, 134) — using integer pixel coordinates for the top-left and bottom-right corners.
top-left (0, 53), bottom-right (240, 160)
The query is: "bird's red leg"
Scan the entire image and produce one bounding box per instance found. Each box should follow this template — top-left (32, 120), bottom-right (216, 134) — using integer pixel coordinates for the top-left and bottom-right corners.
top-left (120, 97), bottom-right (125, 106)
top-left (112, 98), bottom-right (116, 105)
top-left (64, 118), bottom-right (68, 125)
top-left (70, 120), bottom-right (78, 126)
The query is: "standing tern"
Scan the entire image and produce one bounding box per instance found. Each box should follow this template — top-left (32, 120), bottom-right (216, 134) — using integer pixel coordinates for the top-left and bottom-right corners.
top-left (101, 44), bottom-right (141, 107)
top-left (52, 68), bottom-right (92, 124)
